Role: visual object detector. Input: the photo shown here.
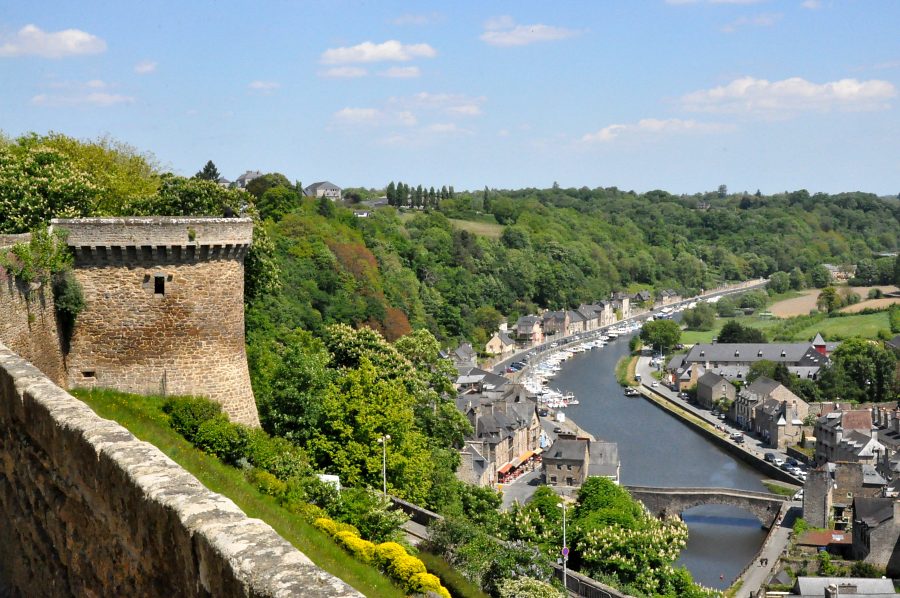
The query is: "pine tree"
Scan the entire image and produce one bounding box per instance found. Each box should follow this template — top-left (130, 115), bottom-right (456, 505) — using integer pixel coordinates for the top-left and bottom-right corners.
top-left (449, 186), bottom-right (455, 199)
top-left (429, 186), bottom-right (436, 206)
top-left (441, 185), bottom-right (448, 201)
top-left (415, 185), bottom-right (423, 208)
top-left (195, 160), bottom-right (220, 181)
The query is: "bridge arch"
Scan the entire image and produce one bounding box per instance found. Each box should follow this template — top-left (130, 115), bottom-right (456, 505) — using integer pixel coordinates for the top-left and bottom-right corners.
top-left (624, 486), bottom-right (786, 528)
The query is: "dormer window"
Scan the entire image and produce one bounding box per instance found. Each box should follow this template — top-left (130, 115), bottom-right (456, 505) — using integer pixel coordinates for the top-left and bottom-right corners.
top-left (699, 351), bottom-right (705, 357)
top-left (781, 350), bottom-right (786, 357)
top-left (734, 350), bottom-right (740, 357)
top-left (758, 350), bottom-right (763, 357)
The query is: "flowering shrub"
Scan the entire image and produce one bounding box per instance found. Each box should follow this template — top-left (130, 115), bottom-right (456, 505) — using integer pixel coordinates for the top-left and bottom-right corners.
top-left (407, 572), bottom-right (450, 598)
top-left (388, 554), bottom-right (426, 584)
top-left (374, 541), bottom-right (408, 567)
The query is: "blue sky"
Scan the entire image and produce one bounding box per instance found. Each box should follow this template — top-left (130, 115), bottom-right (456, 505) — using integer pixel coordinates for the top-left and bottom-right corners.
top-left (2, 1), bottom-right (899, 195)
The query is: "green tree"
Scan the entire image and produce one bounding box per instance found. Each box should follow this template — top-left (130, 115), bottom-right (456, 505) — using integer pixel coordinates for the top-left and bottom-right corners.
top-left (768, 271), bottom-right (791, 294)
top-left (194, 160), bottom-right (220, 181)
top-left (682, 302), bottom-right (716, 331)
top-left (809, 264), bottom-right (831, 288)
top-left (245, 172), bottom-right (292, 199)
top-left (819, 338), bottom-right (898, 403)
top-left (789, 267), bottom-right (806, 290)
top-left (717, 320), bottom-right (766, 343)
top-left (257, 186), bottom-right (299, 221)
top-left (816, 287), bottom-right (843, 313)
top-left (386, 181), bottom-right (396, 206)
top-left (640, 319), bottom-right (681, 353)
top-left (317, 195), bottom-right (334, 218)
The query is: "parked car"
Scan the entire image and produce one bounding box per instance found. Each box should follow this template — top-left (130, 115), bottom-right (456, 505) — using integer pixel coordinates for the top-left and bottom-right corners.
top-left (793, 490), bottom-right (804, 501)
top-left (764, 453), bottom-right (776, 462)
top-left (786, 457), bottom-right (799, 467)
top-left (538, 409), bottom-right (549, 417)
top-left (773, 458), bottom-right (785, 467)
top-left (780, 462), bottom-right (793, 472)
top-left (651, 381), bottom-right (660, 387)
top-left (553, 427), bottom-right (563, 434)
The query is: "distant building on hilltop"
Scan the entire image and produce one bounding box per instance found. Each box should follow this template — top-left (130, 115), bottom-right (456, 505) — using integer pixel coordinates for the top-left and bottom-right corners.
top-left (303, 181), bottom-right (342, 200)
top-left (233, 170), bottom-right (262, 189)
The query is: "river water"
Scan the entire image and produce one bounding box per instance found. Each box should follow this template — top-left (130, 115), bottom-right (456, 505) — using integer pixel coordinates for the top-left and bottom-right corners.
top-left (549, 332), bottom-right (767, 590)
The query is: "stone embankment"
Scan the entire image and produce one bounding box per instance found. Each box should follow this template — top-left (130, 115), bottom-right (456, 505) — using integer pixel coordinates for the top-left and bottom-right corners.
top-left (0, 342), bottom-right (360, 598)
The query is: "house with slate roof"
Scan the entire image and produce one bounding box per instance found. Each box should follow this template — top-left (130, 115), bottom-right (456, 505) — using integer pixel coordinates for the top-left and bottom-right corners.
top-left (234, 170), bottom-right (262, 189)
top-left (541, 310), bottom-right (569, 337)
top-left (543, 433), bottom-right (591, 488)
top-left (455, 384), bottom-right (541, 487)
top-left (515, 315), bottom-right (543, 345)
top-left (303, 181), bottom-right (342, 200)
top-left (589, 440), bottom-right (620, 484)
top-left (450, 342), bottom-right (477, 368)
top-left (851, 498), bottom-right (900, 575)
top-left (485, 330), bottom-right (515, 357)
top-left (744, 379), bottom-right (809, 450)
top-left (696, 371), bottom-right (735, 410)
top-left (667, 340), bottom-right (831, 389)
top-left (611, 293), bottom-right (631, 320)
top-left (815, 409), bottom-right (877, 465)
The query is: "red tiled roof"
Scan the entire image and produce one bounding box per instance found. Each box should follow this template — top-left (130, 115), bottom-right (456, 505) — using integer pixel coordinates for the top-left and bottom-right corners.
top-left (797, 530), bottom-right (851, 546)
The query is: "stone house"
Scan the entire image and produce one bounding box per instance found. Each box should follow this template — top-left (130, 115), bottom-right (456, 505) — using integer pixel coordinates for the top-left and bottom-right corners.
top-left (515, 315), bottom-right (543, 346)
top-left (565, 310), bottom-right (585, 336)
top-left (541, 311), bottom-right (569, 337)
top-left (815, 409), bottom-right (875, 465)
top-left (632, 290), bottom-right (652, 306)
top-left (450, 342), bottom-right (477, 368)
top-left (791, 577), bottom-right (898, 597)
top-left (455, 385), bottom-right (541, 488)
top-left (803, 468), bottom-right (833, 528)
top-left (657, 289), bottom-right (681, 306)
top-left (485, 331), bottom-right (515, 357)
top-left (303, 181), bottom-right (342, 200)
top-left (543, 433), bottom-right (591, 487)
top-left (611, 293), bottom-right (631, 320)
top-left (851, 498), bottom-right (900, 575)
top-left (696, 371), bottom-right (735, 410)
top-left (747, 381), bottom-right (809, 450)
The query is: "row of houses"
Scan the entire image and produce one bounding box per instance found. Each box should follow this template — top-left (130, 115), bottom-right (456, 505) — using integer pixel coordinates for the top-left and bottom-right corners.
top-left (485, 289), bottom-right (683, 358)
top-left (452, 365), bottom-right (619, 490)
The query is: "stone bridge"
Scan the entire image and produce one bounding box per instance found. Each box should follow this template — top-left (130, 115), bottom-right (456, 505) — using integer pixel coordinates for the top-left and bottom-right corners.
top-left (625, 486), bottom-right (786, 528)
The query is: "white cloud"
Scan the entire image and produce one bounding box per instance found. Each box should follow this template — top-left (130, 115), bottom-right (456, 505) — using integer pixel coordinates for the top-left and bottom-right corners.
top-left (321, 40), bottom-right (436, 64)
top-left (320, 66), bottom-right (368, 78)
top-left (248, 80), bottom-right (281, 93)
top-left (134, 60), bottom-right (157, 74)
top-left (681, 76), bottom-right (897, 115)
top-left (85, 79), bottom-right (106, 88)
top-left (721, 12), bottom-right (782, 32)
top-left (31, 91), bottom-right (134, 107)
top-left (389, 13), bottom-right (443, 26)
top-left (381, 66), bottom-right (420, 78)
top-left (801, 0), bottom-right (822, 8)
top-left (581, 118), bottom-right (734, 143)
top-left (0, 24), bottom-right (106, 58)
top-left (480, 16), bottom-right (581, 47)
top-left (332, 107), bottom-right (417, 127)
top-left (392, 92), bottom-right (486, 117)
top-left (425, 123), bottom-right (471, 134)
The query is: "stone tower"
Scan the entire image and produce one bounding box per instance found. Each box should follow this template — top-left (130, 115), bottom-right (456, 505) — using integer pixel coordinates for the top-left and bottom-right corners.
top-left (52, 217), bottom-right (259, 426)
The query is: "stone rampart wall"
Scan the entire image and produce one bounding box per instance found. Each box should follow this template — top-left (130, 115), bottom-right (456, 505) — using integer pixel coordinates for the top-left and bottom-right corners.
top-left (0, 343), bottom-right (360, 598)
top-left (0, 237), bottom-right (66, 386)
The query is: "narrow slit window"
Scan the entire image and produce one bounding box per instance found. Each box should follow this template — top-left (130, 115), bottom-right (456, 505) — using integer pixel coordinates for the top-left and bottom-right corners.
top-left (154, 275), bottom-right (165, 295)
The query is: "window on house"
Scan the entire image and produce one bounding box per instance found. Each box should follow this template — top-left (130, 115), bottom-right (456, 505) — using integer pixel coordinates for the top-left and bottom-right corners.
top-left (154, 275), bottom-right (165, 296)
top-left (82, 370), bottom-right (95, 379)
top-left (567, 464), bottom-right (572, 470)
top-left (550, 476), bottom-right (557, 483)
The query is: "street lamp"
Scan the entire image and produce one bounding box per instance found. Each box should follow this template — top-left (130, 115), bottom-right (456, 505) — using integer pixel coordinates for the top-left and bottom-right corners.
top-left (557, 502), bottom-right (568, 590)
top-left (377, 435), bottom-right (391, 495)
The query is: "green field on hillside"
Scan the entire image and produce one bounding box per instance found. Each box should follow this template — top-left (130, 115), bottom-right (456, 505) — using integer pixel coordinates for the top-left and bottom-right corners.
top-left (680, 310), bottom-right (890, 345)
top-left (447, 218), bottom-right (504, 239)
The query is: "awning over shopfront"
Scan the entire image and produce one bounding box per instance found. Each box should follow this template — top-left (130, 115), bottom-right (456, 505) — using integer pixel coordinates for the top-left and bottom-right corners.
top-left (498, 463), bottom-right (513, 475)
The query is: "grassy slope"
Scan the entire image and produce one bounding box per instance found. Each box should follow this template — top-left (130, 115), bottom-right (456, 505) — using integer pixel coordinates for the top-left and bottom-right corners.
top-left (72, 388), bottom-right (405, 598)
top-left (447, 218), bottom-right (504, 239)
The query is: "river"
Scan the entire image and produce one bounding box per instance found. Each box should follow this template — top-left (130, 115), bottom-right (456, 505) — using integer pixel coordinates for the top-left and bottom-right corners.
top-left (548, 331), bottom-right (767, 590)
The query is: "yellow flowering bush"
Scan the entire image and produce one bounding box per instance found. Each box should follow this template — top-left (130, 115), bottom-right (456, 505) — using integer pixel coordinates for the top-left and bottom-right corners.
top-left (313, 517), bottom-right (339, 537)
top-left (374, 541), bottom-right (408, 567)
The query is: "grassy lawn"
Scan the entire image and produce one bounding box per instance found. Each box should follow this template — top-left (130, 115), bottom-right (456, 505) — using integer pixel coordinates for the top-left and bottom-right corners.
top-left (790, 311), bottom-right (890, 340)
top-left (73, 388), bottom-right (406, 598)
top-left (681, 309), bottom-right (889, 345)
top-left (615, 355), bottom-right (639, 386)
top-left (762, 481), bottom-right (800, 497)
top-left (447, 218), bottom-right (504, 239)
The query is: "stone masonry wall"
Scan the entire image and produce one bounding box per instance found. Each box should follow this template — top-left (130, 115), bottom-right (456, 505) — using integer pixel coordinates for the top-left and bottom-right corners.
top-left (0, 342), bottom-right (361, 598)
top-left (53, 218), bottom-right (259, 426)
top-left (0, 236), bottom-right (66, 387)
